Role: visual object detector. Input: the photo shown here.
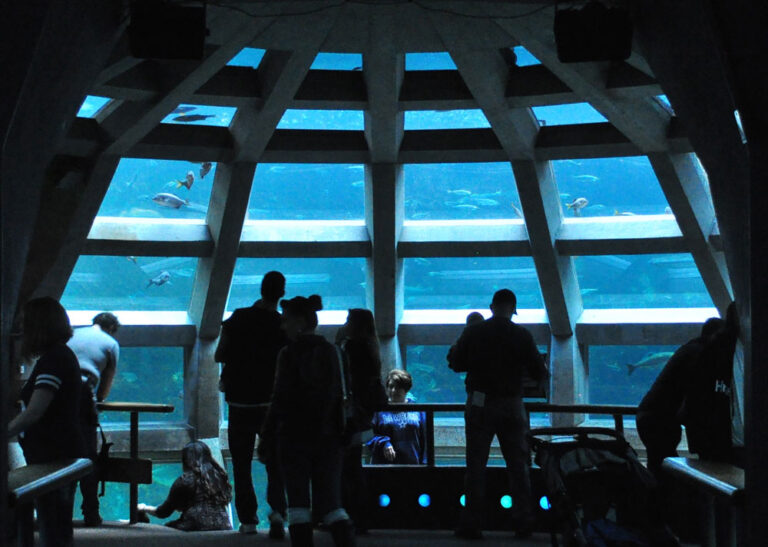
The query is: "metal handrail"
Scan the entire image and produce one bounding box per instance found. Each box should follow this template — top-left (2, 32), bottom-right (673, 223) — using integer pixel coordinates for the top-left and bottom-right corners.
top-left (376, 402), bottom-right (638, 467)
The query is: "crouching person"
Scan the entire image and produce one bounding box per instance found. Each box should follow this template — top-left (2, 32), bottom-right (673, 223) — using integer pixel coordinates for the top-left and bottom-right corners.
top-left (261, 295), bottom-right (355, 547)
top-left (137, 441), bottom-right (232, 531)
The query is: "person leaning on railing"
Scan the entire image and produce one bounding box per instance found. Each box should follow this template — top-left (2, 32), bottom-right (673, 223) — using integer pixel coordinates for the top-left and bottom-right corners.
top-left (7, 297), bottom-right (88, 547)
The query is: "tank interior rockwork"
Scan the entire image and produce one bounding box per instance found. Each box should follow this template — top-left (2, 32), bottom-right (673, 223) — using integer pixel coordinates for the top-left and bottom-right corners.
top-left (3, 0), bottom-right (767, 543)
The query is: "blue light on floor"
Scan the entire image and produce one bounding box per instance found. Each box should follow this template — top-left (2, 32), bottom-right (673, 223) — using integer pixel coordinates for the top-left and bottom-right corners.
top-left (500, 495), bottom-right (513, 509)
top-left (459, 494), bottom-right (466, 507)
top-left (418, 494), bottom-right (431, 508)
top-left (379, 494), bottom-right (391, 507)
top-left (539, 496), bottom-right (551, 510)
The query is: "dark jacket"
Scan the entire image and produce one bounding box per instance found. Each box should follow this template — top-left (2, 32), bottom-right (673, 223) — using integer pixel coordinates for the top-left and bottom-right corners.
top-left (218, 304), bottom-right (286, 405)
top-left (342, 338), bottom-right (387, 433)
top-left (270, 334), bottom-right (345, 440)
top-left (448, 316), bottom-right (546, 398)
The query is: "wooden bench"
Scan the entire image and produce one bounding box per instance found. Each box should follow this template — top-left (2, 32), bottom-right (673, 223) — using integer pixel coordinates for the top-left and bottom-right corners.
top-left (662, 457), bottom-right (744, 547)
top-left (8, 458), bottom-right (93, 546)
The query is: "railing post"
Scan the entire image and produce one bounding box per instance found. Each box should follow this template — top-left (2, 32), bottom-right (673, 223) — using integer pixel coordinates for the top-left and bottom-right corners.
top-left (613, 413), bottom-right (624, 435)
top-left (426, 410), bottom-right (435, 467)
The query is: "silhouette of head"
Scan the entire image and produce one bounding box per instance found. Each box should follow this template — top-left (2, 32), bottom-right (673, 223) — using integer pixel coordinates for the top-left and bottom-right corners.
top-left (261, 271), bottom-right (286, 302)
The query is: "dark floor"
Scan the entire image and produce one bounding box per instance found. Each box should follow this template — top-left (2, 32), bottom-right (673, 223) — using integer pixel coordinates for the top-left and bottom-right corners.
top-left (72, 522), bottom-right (554, 546)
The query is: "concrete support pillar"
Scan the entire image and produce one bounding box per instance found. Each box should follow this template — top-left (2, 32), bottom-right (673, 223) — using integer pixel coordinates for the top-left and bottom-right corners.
top-left (185, 339), bottom-right (221, 439)
top-left (549, 335), bottom-right (588, 423)
top-left (363, 31), bottom-right (404, 373)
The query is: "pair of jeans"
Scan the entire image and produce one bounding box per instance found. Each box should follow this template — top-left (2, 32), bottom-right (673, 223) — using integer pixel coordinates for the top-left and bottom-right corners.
top-left (78, 385), bottom-right (100, 519)
top-left (228, 405), bottom-right (286, 524)
top-left (279, 435), bottom-right (349, 526)
top-left (36, 483), bottom-right (77, 547)
top-left (462, 393), bottom-right (533, 529)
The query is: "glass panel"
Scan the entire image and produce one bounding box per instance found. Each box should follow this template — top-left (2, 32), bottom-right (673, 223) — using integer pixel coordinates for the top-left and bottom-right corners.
top-left (513, 46), bottom-right (541, 66)
top-left (407, 345), bottom-right (465, 403)
top-left (98, 157), bottom-right (216, 219)
top-left (575, 254), bottom-right (713, 308)
top-left (77, 95), bottom-right (111, 118)
top-left (161, 104), bottom-right (236, 126)
top-left (276, 109), bottom-right (364, 130)
top-left (656, 94), bottom-right (674, 113)
top-left (227, 47), bottom-right (265, 67)
top-left (404, 257), bottom-right (544, 310)
top-left (228, 258), bottom-right (366, 311)
top-left (553, 156), bottom-right (670, 217)
top-left (74, 462), bottom-right (183, 522)
top-left (589, 344), bottom-right (678, 406)
top-left (248, 163), bottom-right (364, 220)
top-left (61, 255), bottom-right (196, 311)
top-left (311, 52), bottom-right (362, 70)
top-left (99, 347), bottom-right (185, 423)
top-left (532, 103), bottom-right (607, 126)
top-left (404, 109), bottom-right (490, 130)
top-left (225, 459), bottom-right (269, 530)
top-left (404, 163), bottom-right (520, 221)
top-left (405, 52), bottom-right (457, 70)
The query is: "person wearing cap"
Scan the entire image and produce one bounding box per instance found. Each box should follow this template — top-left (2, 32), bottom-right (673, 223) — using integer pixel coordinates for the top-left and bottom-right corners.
top-left (448, 289), bottom-right (548, 539)
top-left (261, 294), bottom-right (357, 547)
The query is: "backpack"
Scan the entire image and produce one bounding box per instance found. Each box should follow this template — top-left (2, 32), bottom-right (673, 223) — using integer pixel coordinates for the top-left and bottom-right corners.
top-left (679, 327), bottom-right (736, 460)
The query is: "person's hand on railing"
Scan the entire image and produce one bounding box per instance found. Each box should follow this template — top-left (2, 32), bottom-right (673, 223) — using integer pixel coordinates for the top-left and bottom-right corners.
top-left (383, 444), bottom-right (396, 462)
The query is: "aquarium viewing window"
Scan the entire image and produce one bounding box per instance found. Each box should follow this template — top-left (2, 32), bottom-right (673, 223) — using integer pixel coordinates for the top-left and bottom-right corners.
top-left (76, 95), bottom-right (111, 118)
top-left (404, 256), bottom-right (544, 310)
top-left (552, 156), bottom-right (670, 217)
top-left (226, 47), bottom-right (265, 68)
top-left (97, 347), bottom-right (185, 423)
top-left (512, 45), bottom-right (541, 66)
top-left (310, 52), bottom-right (363, 70)
top-left (404, 163), bottom-right (521, 221)
top-left (160, 104), bottom-right (236, 127)
top-left (62, 255), bottom-right (197, 312)
top-left (531, 103), bottom-right (608, 126)
top-left (276, 109), bottom-right (364, 130)
top-left (405, 51), bottom-right (457, 70)
top-left (573, 254), bottom-right (714, 309)
top-left (228, 257), bottom-right (366, 311)
top-left (404, 109), bottom-right (491, 130)
top-left (248, 163), bottom-right (365, 220)
top-left (98, 157), bottom-right (216, 220)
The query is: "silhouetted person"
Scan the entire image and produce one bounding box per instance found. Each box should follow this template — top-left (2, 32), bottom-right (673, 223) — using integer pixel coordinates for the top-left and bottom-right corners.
top-left (67, 311), bottom-right (121, 526)
top-left (8, 297), bottom-right (87, 547)
top-left (263, 295), bottom-right (356, 547)
top-left (448, 289), bottom-right (547, 539)
top-left (137, 441), bottom-right (232, 531)
top-left (368, 369), bottom-right (427, 465)
top-left (338, 308), bottom-right (387, 534)
top-left (637, 317), bottom-right (724, 474)
top-left (215, 271), bottom-right (287, 536)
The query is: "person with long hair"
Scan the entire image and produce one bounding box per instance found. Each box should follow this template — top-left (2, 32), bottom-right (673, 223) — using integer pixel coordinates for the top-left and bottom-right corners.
top-left (337, 308), bottom-right (387, 534)
top-left (261, 295), bottom-right (356, 547)
top-left (8, 297), bottom-right (87, 547)
top-left (137, 441), bottom-right (232, 531)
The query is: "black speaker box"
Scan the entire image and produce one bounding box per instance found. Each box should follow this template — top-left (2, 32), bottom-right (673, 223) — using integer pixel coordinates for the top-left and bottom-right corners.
top-left (554, 2), bottom-right (633, 63)
top-left (128, 1), bottom-right (206, 60)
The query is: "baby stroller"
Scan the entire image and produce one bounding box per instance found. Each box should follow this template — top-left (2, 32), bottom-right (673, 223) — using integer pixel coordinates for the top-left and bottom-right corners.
top-left (529, 427), bottom-right (678, 547)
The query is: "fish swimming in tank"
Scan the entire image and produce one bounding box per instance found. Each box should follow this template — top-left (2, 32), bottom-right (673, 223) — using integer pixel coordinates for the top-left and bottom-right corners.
top-left (566, 197), bottom-right (589, 216)
top-left (126, 256), bottom-right (138, 264)
top-left (172, 114), bottom-right (216, 122)
top-left (172, 106), bottom-right (197, 114)
top-left (146, 271), bottom-right (171, 288)
top-left (626, 352), bottom-right (674, 376)
top-left (152, 192), bottom-right (188, 209)
top-left (176, 171), bottom-right (195, 190)
top-left (199, 162), bottom-right (213, 179)
top-left (613, 209), bottom-right (636, 216)
top-left (510, 202), bottom-right (524, 219)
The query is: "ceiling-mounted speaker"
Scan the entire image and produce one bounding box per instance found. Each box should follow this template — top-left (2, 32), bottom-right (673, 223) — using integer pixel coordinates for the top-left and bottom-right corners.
top-left (554, 1), bottom-right (633, 63)
top-left (128, 0), bottom-right (207, 59)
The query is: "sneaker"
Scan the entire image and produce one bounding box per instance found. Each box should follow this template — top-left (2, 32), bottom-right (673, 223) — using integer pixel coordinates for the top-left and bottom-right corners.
top-left (239, 522), bottom-right (258, 534)
top-left (268, 513), bottom-right (285, 539)
top-left (454, 527), bottom-right (483, 540)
